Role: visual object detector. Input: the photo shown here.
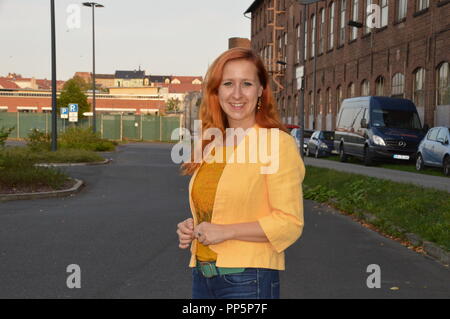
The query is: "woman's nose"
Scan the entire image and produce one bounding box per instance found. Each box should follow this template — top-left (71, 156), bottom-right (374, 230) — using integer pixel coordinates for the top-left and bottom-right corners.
top-left (232, 84), bottom-right (243, 99)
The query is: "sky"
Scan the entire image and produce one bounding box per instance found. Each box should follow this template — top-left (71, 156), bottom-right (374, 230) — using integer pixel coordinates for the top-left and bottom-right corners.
top-left (0, 0), bottom-right (254, 80)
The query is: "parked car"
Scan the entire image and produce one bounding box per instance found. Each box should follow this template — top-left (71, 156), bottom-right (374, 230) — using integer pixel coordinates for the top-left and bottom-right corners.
top-left (291, 128), bottom-right (314, 153)
top-left (334, 96), bottom-right (426, 166)
top-left (306, 130), bottom-right (335, 158)
top-left (416, 126), bottom-right (450, 176)
top-left (285, 124), bottom-right (300, 134)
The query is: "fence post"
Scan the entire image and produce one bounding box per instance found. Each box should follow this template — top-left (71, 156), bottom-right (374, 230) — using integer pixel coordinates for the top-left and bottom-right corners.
top-left (16, 112), bottom-right (20, 138)
top-left (159, 115), bottom-right (162, 141)
top-left (120, 113), bottom-right (123, 141)
top-left (140, 114), bottom-right (143, 141)
top-left (101, 113), bottom-right (104, 139)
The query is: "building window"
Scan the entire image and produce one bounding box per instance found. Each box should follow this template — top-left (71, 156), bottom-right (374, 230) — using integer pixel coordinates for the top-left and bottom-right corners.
top-left (437, 62), bottom-right (450, 105)
top-left (318, 90), bottom-right (323, 114)
top-left (381, 0), bottom-right (389, 27)
top-left (336, 85), bottom-right (343, 112)
top-left (351, 0), bottom-right (359, 41)
top-left (348, 82), bottom-right (355, 97)
top-left (339, 0), bottom-right (347, 46)
top-left (364, 0), bottom-right (373, 34)
top-left (392, 73), bottom-right (405, 98)
top-left (311, 14), bottom-right (316, 57)
top-left (397, 0), bottom-right (407, 21)
top-left (329, 2), bottom-right (335, 50)
top-left (413, 68), bottom-right (426, 108)
top-left (296, 24), bottom-right (301, 62)
top-left (416, 0), bottom-right (429, 12)
top-left (376, 76), bottom-right (385, 96)
top-left (327, 88), bottom-right (332, 113)
top-left (361, 79), bottom-right (370, 96)
top-left (319, 9), bottom-right (325, 54)
top-left (305, 17), bottom-right (309, 60)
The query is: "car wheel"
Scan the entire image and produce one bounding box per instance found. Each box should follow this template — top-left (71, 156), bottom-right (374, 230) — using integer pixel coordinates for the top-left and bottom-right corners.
top-left (363, 147), bottom-right (373, 166)
top-left (443, 156), bottom-right (450, 176)
top-left (339, 145), bottom-right (347, 162)
top-left (315, 148), bottom-right (320, 158)
top-left (416, 154), bottom-right (424, 171)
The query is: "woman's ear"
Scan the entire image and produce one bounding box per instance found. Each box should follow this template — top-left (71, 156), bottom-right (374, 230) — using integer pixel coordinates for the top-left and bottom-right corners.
top-left (258, 86), bottom-right (263, 98)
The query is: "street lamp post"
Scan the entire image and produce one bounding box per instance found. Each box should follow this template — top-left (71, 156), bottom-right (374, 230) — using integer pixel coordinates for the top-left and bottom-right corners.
top-left (83, 2), bottom-right (104, 133)
top-left (50, 0), bottom-right (57, 151)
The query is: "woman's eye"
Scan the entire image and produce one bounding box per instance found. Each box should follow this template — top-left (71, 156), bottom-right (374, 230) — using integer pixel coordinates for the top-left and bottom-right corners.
top-left (223, 82), bottom-right (232, 87)
top-left (243, 82), bottom-right (253, 87)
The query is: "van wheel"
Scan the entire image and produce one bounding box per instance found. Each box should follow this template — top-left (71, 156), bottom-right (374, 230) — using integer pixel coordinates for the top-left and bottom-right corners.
top-left (363, 147), bottom-right (373, 166)
top-left (443, 156), bottom-right (450, 176)
top-left (416, 154), bottom-right (424, 171)
top-left (339, 145), bottom-right (347, 162)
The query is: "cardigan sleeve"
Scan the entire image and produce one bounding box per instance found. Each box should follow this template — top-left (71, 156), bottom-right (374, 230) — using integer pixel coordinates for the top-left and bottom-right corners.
top-left (257, 133), bottom-right (305, 253)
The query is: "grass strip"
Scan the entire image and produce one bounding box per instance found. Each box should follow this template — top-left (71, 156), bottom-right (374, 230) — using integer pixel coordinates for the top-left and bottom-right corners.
top-left (304, 165), bottom-right (450, 251)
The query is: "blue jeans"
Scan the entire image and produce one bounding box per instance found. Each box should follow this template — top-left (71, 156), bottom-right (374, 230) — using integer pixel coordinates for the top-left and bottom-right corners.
top-left (192, 267), bottom-right (280, 299)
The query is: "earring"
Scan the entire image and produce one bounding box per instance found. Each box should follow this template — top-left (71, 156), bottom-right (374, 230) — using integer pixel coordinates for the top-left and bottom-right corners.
top-left (257, 98), bottom-right (262, 110)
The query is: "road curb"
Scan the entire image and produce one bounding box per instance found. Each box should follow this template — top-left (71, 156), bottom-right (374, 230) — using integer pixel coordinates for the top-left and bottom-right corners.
top-left (34, 158), bottom-right (111, 167)
top-left (0, 178), bottom-right (84, 202)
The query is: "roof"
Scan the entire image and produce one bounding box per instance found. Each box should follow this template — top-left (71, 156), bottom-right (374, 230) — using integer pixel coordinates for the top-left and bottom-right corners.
top-left (115, 70), bottom-right (145, 79)
top-left (244, 0), bottom-right (263, 14)
top-left (147, 75), bottom-right (168, 83)
top-left (0, 78), bottom-right (20, 89)
top-left (96, 74), bottom-right (115, 79)
top-left (167, 83), bottom-right (202, 94)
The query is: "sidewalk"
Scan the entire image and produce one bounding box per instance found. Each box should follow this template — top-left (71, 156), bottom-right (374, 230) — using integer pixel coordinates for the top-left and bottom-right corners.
top-left (304, 157), bottom-right (450, 193)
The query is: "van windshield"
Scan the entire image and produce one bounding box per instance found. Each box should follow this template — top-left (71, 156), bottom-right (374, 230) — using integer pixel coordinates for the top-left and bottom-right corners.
top-left (371, 108), bottom-right (422, 130)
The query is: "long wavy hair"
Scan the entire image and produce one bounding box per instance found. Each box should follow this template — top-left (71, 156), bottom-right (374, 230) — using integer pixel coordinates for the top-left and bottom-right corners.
top-left (180, 48), bottom-right (287, 176)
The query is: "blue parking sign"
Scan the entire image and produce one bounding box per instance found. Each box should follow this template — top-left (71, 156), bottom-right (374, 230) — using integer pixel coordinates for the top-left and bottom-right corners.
top-left (61, 107), bottom-right (68, 115)
top-left (69, 104), bottom-right (78, 113)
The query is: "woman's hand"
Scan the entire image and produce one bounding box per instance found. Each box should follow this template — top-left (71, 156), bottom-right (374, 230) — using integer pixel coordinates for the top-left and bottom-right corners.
top-left (177, 218), bottom-right (194, 249)
top-left (194, 222), bottom-right (232, 246)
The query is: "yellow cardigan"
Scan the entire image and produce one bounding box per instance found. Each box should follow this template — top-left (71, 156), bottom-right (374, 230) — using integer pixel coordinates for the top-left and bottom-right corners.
top-left (188, 124), bottom-right (305, 270)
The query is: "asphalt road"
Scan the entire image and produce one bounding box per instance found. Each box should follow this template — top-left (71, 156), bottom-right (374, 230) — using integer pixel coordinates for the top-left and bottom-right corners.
top-left (0, 143), bottom-right (449, 298)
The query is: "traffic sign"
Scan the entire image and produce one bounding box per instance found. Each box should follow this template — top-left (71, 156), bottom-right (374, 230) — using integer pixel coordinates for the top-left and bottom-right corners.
top-left (61, 107), bottom-right (68, 119)
top-left (68, 103), bottom-right (78, 122)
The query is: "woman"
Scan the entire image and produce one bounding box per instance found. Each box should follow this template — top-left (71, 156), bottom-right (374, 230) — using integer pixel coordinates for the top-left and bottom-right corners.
top-left (176, 48), bottom-right (305, 299)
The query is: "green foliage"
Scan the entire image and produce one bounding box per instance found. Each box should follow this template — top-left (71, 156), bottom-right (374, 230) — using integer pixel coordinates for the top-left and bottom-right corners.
top-left (0, 148), bottom-right (68, 190)
top-left (0, 126), bottom-right (14, 148)
top-left (59, 127), bottom-right (115, 151)
top-left (26, 129), bottom-right (51, 152)
top-left (166, 97), bottom-right (181, 112)
top-left (57, 78), bottom-right (90, 118)
top-left (304, 165), bottom-right (450, 250)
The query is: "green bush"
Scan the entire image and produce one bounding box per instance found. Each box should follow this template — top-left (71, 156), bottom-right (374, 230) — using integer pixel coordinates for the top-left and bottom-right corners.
top-left (26, 129), bottom-right (51, 152)
top-left (0, 126), bottom-right (14, 148)
top-left (0, 148), bottom-right (68, 190)
top-left (59, 127), bottom-right (115, 151)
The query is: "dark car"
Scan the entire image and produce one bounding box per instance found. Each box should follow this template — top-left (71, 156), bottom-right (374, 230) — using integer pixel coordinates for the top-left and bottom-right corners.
top-left (306, 130), bottom-right (335, 158)
top-left (291, 128), bottom-right (314, 153)
top-left (334, 96), bottom-right (426, 166)
top-left (416, 126), bottom-right (450, 176)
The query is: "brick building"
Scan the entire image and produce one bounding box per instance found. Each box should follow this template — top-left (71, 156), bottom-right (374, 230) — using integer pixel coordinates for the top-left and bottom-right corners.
top-left (245, 0), bottom-right (450, 128)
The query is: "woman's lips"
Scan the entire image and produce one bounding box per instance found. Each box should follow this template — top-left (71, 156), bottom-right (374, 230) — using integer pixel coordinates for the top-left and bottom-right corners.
top-left (230, 103), bottom-right (245, 110)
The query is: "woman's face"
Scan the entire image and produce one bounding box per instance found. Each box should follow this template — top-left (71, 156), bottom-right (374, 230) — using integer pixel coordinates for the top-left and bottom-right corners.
top-left (218, 59), bottom-right (263, 130)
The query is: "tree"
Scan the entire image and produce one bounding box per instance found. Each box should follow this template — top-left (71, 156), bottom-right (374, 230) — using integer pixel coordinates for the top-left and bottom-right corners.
top-left (57, 78), bottom-right (90, 118)
top-left (166, 97), bottom-right (181, 113)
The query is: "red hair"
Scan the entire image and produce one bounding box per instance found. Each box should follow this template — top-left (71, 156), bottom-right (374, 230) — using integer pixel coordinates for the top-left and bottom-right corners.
top-left (180, 47), bottom-right (287, 175)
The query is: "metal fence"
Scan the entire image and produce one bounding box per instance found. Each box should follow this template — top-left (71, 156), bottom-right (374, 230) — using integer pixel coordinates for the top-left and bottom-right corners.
top-left (0, 112), bottom-right (182, 141)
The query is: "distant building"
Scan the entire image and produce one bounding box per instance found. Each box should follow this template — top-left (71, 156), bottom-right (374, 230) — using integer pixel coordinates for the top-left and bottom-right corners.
top-left (114, 70), bottom-right (146, 87)
top-left (1, 73), bottom-right (64, 91)
top-left (245, 0), bottom-right (450, 127)
top-left (229, 37), bottom-right (251, 49)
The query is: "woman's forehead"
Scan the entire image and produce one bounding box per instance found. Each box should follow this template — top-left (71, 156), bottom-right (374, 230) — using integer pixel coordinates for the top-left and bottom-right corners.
top-left (221, 59), bottom-right (259, 79)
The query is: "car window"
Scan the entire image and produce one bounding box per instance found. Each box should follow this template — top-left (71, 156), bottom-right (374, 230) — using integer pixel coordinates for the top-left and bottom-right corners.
top-left (437, 128), bottom-right (448, 142)
top-left (321, 132), bottom-right (335, 140)
top-left (427, 128), bottom-right (438, 141)
top-left (304, 131), bottom-right (313, 138)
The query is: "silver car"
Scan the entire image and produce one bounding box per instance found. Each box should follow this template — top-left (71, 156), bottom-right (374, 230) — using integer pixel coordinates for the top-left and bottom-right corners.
top-left (416, 126), bottom-right (450, 176)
